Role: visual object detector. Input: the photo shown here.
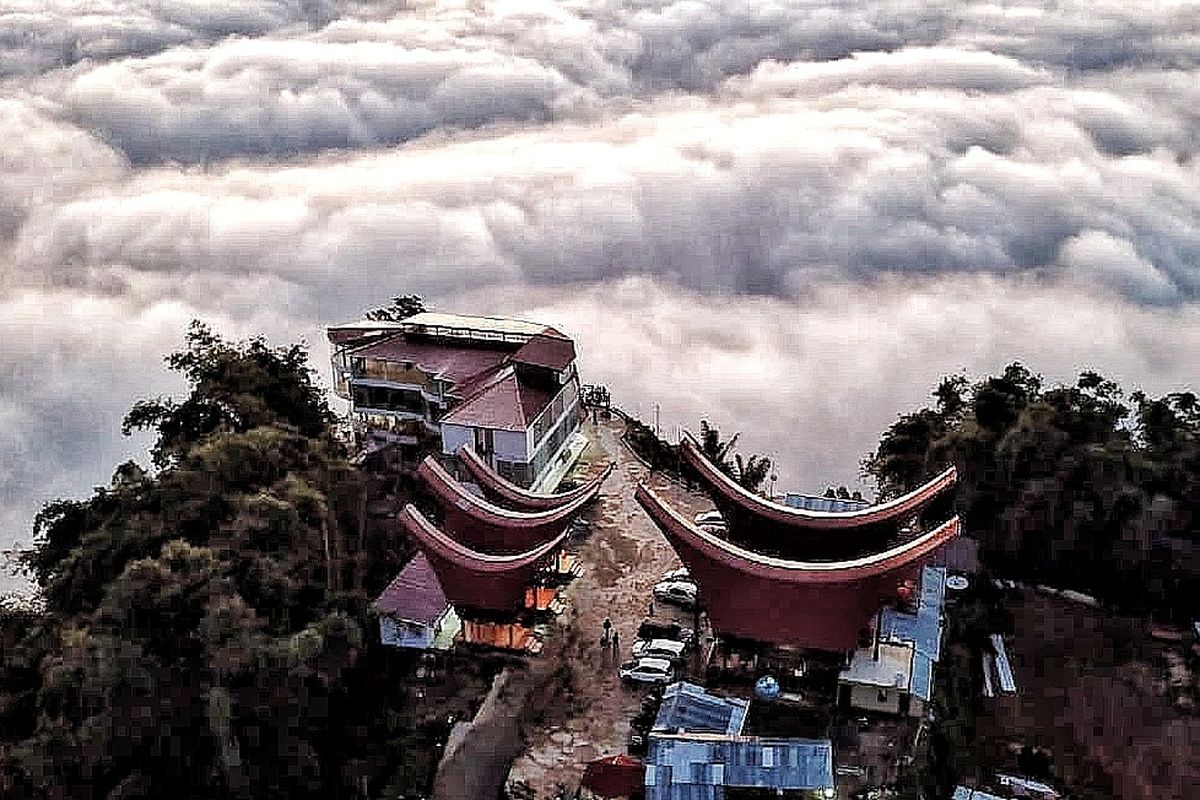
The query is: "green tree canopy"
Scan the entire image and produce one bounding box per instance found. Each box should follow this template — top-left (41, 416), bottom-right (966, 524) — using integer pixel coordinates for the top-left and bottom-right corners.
top-left (0, 324), bottom-right (419, 799)
top-left (863, 364), bottom-right (1200, 619)
top-left (363, 294), bottom-right (426, 323)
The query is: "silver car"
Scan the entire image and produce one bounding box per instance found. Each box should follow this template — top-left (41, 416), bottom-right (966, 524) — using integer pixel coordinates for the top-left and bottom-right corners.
top-left (619, 657), bottom-right (674, 685)
top-left (630, 638), bottom-right (688, 663)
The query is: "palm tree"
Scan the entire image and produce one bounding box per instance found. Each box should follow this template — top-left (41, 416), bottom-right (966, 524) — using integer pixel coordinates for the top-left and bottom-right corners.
top-left (734, 453), bottom-right (773, 494)
top-left (698, 420), bottom-right (739, 477)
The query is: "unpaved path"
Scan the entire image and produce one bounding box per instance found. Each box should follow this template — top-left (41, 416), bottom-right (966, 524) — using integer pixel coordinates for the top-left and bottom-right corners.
top-left (504, 417), bottom-right (710, 797)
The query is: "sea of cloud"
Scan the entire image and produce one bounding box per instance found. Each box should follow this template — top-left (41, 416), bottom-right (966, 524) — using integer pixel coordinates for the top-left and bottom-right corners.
top-left (2, 0), bottom-right (1199, 588)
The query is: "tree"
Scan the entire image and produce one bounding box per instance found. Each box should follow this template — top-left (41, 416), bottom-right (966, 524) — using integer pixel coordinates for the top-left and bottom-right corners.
top-left (865, 365), bottom-right (1200, 618)
top-left (2, 324), bottom-right (423, 799)
top-left (698, 420), bottom-right (738, 476)
top-left (364, 295), bottom-right (426, 322)
top-left (734, 454), bottom-right (773, 494)
top-left (122, 321), bottom-right (334, 467)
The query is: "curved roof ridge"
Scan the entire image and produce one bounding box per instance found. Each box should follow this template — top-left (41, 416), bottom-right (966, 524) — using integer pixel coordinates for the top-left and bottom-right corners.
top-left (635, 483), bottom-right (959, 580)
top-left (399, 504), bottom-right (566, 568)
top-left (456, 445), bottom-right (613, 510)
top-left (418, 455), bottom-right (595, 525)
top-left (680, 432), bottom-right (956, 529)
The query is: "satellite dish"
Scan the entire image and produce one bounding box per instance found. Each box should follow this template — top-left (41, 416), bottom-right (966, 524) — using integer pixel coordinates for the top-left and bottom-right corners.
top-left (946, 575), bottom-right (970, 591)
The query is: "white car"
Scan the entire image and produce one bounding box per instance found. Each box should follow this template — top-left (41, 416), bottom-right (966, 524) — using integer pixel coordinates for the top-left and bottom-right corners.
top-left (660, 566), bottom-right (692, 583)
top-left (653, 580), bottom-right (699, 609)
top-left (630, 638), bottom-right (688, 663)
top-left (619, 657), bottom-right (675, 685)
top-left (693, 510), bottom-right (725, 527)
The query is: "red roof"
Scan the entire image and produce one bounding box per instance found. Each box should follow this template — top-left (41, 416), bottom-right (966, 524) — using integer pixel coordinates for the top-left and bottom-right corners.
top-left (398, 504), bottom-right (566, 613)
top-left (440, 367), bottom-right (555, 432)
top-left (635, 483), bottom-right (960, 652)
top-left (350, 335), bottom-right (514, 388)
top-left (680, 433), bottom-right (956, 560)
top-left (582, 754), bottom-right (644, 798)
top-left (457, 444), bottom-right (613, 511)
top-left (416, 455), bottom-right (592, 553)
top-left (373, 552), bottom-right (448, 625)
top-left (512, 333), bottom-right (576, 372)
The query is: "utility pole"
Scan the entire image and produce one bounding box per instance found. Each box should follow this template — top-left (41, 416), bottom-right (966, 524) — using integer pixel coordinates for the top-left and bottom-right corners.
top-left (653, 403), bottom-right (661, 437)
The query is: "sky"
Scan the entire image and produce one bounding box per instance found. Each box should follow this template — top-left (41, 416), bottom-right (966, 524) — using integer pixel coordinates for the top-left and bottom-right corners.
top-left (2, 0), bottom-right (1200, 589)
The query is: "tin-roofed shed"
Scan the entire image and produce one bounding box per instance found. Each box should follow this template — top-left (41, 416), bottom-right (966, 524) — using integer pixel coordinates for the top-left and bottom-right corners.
top-left (645, 733), bottom-right (833, 800)
top-left (653, 682), bottom-right (749, 737)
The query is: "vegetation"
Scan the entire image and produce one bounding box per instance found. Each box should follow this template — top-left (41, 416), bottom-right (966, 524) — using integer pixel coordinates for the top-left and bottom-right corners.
top-left (864, 364), bottom-right (1200, 619)
top-left (0, 323), bottom-right (436, 799)
top-left (364, 295), bottom-right (427, 322)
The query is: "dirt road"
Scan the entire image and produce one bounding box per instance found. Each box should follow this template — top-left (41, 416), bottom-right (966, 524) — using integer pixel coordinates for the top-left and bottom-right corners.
top-left (503, 416), bottom-right (710, 797)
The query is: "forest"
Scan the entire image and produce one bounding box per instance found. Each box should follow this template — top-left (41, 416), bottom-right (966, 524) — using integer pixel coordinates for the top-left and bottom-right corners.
top-left (0, 323), bottom-right (440, 799)
top-left (863, 364), bottom-right (1200, 620)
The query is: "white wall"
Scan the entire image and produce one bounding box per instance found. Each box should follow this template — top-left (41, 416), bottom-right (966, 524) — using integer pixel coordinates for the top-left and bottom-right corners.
top-left (493, 429), bottom-right (528, 461)
top-left (441, 423), bottom-right (473, 456)
top-left (379, 616), bottom-right (434, 649)
top-left (848, 683), bottom-right (903, 715)
top-left (442, 423), bottom-right (529, 461)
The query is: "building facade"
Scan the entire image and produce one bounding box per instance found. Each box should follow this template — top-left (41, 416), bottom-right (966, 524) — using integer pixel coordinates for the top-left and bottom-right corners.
top-left (327, 312), bottom-right (583, 487)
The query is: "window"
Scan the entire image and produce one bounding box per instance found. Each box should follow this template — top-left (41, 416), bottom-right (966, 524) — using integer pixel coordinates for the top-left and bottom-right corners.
top-left (474, 427), bottom-right (494, 457)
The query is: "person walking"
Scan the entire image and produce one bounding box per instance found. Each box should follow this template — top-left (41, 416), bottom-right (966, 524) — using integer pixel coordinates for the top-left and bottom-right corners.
top-left (602, 616), bottom-right (612, 639)
top-left (611, 630), bottom-right (620, 655)
top-left (647, 600), bottom-right (654, 617)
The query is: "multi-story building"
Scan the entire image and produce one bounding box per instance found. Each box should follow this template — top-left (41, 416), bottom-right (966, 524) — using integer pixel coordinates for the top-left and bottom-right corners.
top-left (327, 312), bottom-right (584, 488)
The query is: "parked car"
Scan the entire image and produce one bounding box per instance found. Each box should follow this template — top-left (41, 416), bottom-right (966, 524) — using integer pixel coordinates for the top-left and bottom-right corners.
top-left (693, 510), bottom-right (725, 527)
top-left (619, 657), bottom-right (675, 685)
top-left (653, 580), bottom-right (699, 609)
top-left (660, 566), bottom-right (692, 583)
top-left (630, 638), bottom-right (688, 663)
top-left (638, 619), bottom-right (695, 646)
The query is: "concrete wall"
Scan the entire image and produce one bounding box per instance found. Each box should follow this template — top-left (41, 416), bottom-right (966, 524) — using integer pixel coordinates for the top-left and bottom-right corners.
top-left (847, 683), bottom-right (903, 715)
top-left (442, 423), bottom-right (473, 456)
top-left (441, 424), bottom-right (528, 461)
top-left (379, 615), bottom-right (435, 649)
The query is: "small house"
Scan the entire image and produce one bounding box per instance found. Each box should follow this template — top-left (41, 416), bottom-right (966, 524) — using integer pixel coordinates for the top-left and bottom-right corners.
top-left (373, 552), bottom-right (461, 650)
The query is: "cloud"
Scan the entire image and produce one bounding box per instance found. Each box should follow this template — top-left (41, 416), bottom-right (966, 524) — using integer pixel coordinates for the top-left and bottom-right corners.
top-left (61, 37), bottom-right (595, 163)
top-left (421, 274), bottom-right (1200, 501)
top-left (11, 69), bottom-right (1199, 309)
top-left (0, 98), bottom-right (127, 243)
top-left (1058, 230), bottom-right (1182, 306)
top-left (4, 0), bottom-right (1200, 586)
top-left (0, 0), bottom-right (340, 78)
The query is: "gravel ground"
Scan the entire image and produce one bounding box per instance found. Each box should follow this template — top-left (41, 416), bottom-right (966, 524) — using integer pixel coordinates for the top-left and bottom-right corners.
top-left (504, 416), bottom-right (712, 798)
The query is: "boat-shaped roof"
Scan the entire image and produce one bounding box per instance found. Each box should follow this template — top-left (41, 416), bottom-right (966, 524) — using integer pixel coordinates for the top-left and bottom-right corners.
top-left (456, 445), bottom-right (613, 512)
top-left (417, 455), bottom-right (593, 553)
top-left (635, 483), bottom-right (959, 651)
top-left (680, 433), bottom-right (955, 559)
top-left (398, 504), bottom-right (565, 613)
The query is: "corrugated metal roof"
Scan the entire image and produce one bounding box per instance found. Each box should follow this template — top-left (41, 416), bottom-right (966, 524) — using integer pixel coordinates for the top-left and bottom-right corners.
top-left (402, 312), bottom-right (549, 337)
top-left (645, 734), bottom-right (833, 800)
top-left (781, 493), bottom-right (870, 512)
top-left (910, 652), bottom-right (934, 701)
top-left (653, 682), bottom-right (749, 736)
top-left (952, 786), bottom-right (1005, 800)
top-left (880, 566), bottom-right (945, 660)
